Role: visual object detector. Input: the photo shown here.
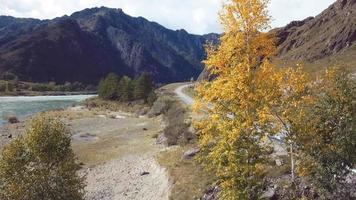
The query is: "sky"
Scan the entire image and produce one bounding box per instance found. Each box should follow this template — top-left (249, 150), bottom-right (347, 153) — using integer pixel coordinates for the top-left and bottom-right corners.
top-left (0, 0), bottom-right (336, 34)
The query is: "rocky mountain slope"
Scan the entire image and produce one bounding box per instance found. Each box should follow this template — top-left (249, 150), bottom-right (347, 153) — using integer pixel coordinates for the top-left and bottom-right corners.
top-left (0, 7), bottom-right (218, 84)
top-left (273, 0), bottom-right (356, 63)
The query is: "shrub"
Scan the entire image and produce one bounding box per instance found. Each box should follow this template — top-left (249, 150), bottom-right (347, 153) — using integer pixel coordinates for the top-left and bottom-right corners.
top-left (146, 91), bottom-right (157, 106)
top-left (0, 116), bottom-right (85, 200)
top-left (163, 102), bottom-right (193, 146)
top-left (293, 67), bottom-right (356, 199)
top-left (7, 115), bottom-right (19, 124)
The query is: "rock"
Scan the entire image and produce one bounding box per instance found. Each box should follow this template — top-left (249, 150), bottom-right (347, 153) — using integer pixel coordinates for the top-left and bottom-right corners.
top-left (275, 158), bottom-right (284, 166)
top-left (140, 171), bottom-right (150, 176)
top-left (135, 107), bottom-right (150, 116)
top-left (201, 185), bottom-right (220, 200)
top-left (182, 147), bottom-right (200, 159)
top-left (7, 116), bottom-right (19, 124)
top-left (261, 185), bottom-right (276, 199)
top-left (156, 133), bottom-right (168, 145)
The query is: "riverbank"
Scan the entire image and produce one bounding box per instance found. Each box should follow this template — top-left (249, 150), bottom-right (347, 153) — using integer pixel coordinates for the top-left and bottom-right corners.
top-left (0, 94), bottom-right (94, 125)
top-left (0, 90), bottom-right (97, 97)
top-left (0, 99), bottom-right (170, 200)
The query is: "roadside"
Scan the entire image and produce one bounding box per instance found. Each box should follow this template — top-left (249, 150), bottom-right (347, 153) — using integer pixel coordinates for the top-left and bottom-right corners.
top-left (156, 83), bottom-right (216, 200)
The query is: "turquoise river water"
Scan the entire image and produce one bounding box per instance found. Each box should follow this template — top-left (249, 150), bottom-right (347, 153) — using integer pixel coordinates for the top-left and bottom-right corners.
top-left (0, 95), bottom-right (94, 125)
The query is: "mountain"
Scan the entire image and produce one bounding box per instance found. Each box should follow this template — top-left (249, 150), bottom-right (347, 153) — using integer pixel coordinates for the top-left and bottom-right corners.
top-left (0, 7), bottom-right (218, 84)
top-left (272, 0), bottom-right (356, 71)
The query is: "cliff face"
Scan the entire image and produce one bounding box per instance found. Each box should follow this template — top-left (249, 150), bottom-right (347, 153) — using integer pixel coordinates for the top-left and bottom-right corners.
top-left (0, 7), bottom-right (219, 84)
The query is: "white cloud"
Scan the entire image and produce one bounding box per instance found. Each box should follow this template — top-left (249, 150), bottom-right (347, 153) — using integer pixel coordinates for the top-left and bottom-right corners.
top-left (269, 0), bottom-right (335, 28)
top-left (0, 0), bottom-right (335, 34)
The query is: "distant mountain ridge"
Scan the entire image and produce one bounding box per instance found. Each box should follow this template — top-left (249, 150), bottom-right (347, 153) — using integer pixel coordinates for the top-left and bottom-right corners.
top-left (0, 7), bottom-right (219, 84)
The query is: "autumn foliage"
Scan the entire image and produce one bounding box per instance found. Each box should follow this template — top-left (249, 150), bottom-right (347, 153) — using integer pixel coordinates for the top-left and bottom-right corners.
top-left (194, 0), bottom-right (354, 199)
top-left (0, 116), bottom-right (85, 200)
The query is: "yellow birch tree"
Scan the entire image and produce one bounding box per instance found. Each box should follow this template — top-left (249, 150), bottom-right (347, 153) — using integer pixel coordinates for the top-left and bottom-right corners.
top-left (193, 0), bottom-right (310, 199)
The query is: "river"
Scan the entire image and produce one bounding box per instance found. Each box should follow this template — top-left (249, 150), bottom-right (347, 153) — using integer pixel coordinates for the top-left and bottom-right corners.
top-left (0, 95), bottom-right (95, 125)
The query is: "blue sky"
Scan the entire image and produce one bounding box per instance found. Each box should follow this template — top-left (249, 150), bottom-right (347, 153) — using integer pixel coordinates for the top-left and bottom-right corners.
top-left (0, 0), bottom-right (335, 34)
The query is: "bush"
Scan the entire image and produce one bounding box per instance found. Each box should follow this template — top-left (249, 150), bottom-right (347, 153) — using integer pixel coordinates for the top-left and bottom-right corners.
top-left (146, 91), bottom-right (157, 106)
top-left (149, 96), bottom-right (194, 146)
top-left (7, 116), bottom-right (19, 124)
top-left (0, 116), bottom-right (85, 200)
top-left (294, 67), bottom-right (356, 199)
top-left (163, 102), bottom-right (193, 146)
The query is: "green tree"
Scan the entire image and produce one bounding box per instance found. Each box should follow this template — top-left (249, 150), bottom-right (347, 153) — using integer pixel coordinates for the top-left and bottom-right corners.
top-left (117, 76), bottom-right (133, 102)
top-left (0, 116), bottom-right (85, 200)
top-left (133, 72), bottom-right (154, 101)
top-left (98, 73), bottom-right (120, 100)
top-left (294, 67), bottom-right (356, 199)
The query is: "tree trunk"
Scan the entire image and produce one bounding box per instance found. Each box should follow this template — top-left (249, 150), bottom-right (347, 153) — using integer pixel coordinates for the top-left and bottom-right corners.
top-left (290, 144), bottom-right (295, 181)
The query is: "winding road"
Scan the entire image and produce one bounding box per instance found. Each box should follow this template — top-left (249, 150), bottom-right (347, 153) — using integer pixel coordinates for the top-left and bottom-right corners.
top-left (174, 84), bottom-right (194, 105)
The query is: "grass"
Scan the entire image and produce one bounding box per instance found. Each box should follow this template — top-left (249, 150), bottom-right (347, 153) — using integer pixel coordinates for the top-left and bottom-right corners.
top-left (274, 45), bottom-right (356, 77)
top-left (158, 145), bottom-right (215, 200)
top-left (265, 155), bottom-right (291, 179)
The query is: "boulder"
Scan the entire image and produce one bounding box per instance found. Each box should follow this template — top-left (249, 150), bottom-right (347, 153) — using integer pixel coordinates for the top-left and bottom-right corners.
top-left (182, 147), bottom-right (200, 159)
top-left (201, 185), bottom-right (220, 200)
top-left (7, 116), bottom-right (19, 124)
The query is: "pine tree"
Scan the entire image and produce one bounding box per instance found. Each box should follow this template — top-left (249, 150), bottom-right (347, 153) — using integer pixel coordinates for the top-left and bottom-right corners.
top-left (117, 76), bottom-right (133, 102)
top-left (98, 73), bottom-right (120, 100)
top-left (133, 72), bottom-right (154, 101)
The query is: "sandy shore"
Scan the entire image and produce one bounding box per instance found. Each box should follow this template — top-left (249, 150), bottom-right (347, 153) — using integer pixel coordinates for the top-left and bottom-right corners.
top-left (84, 154), bottom-right (169, 200)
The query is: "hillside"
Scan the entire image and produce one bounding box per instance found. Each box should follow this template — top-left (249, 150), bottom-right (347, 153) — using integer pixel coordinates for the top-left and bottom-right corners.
top-left (0, 7), bottom-right (218, 84)
top-left (273, 0), bottom-right (356, 71)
